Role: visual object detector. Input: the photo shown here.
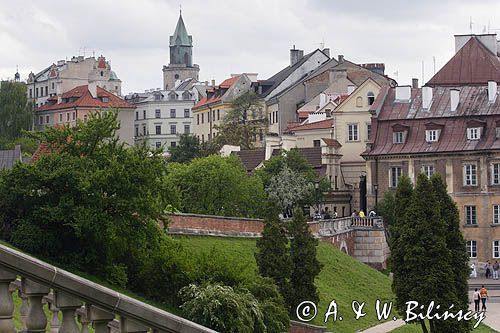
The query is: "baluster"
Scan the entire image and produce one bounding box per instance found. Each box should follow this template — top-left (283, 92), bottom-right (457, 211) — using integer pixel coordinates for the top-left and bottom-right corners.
top-left (77, 306), bottom-right (90, 333)
top-left (120, 317), bottom-right (149, 333)
top-left (22, 278), bottom-right (50, 333)
top-left (87, 305), bottom-right (115, 333)
top-left (18, 289), bottom-right (29, 330)
top-left (0, 268), bottom-right (17, 333)
top-left (48, 299), bottom-right (60, 333)
top-left (54, 291), bottom-right (82, 333)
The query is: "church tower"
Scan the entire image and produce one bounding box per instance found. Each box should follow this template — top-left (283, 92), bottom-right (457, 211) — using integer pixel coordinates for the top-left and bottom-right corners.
top-left (162, 11), bottom-right (200, 89)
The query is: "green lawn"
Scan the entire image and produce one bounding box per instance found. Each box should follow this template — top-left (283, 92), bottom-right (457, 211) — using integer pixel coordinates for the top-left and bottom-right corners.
top-left (392, 323), bottom-right (498, 332)
top-left (176, 235), bottom-right (396, 332)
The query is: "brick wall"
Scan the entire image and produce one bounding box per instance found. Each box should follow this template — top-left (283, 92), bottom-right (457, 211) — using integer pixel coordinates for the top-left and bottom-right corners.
top-left (168, 213), bottom-right (264, 237)
top-left (320, 231), bottom-right (356, 255)
top-left (289, 321), bottom-right (327, 333)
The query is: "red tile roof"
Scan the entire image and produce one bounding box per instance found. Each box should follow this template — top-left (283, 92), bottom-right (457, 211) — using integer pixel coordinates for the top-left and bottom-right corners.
top-left (322, 138), bottom-right (342, 149)
top-left (98, 56), bottom-right (107, 69)
top-left (287, 119), bottom-right (334, 132)
top-left (36, 85), bottom-right (133, 111)
top-left (192, 75), bottom-right (241, 109)
top-left (365, 86), bottom-right (500, 156)
top-left (427, 37), bottom-right (500, 86)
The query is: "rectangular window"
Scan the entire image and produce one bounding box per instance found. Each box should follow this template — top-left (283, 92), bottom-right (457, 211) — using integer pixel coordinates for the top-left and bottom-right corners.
top-left (170, 109), bottom-right (176, 118)
top-left (212, 110), bottom-right (215, 121)
top-left (29, 89), bottom-right (32, 98)
top-left (494, 205), bottom-right (500, 224)
top-left (390, 167), bottom-right (402, 188)
top-left (155, 125), bottom-right (161, 135)
top-left (393, 132), bottom-right (404, 144)
top-left (143, 110), bottom-right (146, 119)
top-left (66, 113), bottom-right (70, 121)
top-left (45, 115), bottom-right (49, 124)
top-left (465, 206), bottom-right (477, 225)
top-left (202, 134), bottom-right (204, 142)
top-left (494, 240), bottom-right (500, 258)
top-left (39, 116), bottom-right (43, 124)
top-left (269, 113), bottom-right (272, 124)
top-left (184, 109), bottom-right (190, 118)
top-left (142, 125), bottom-right (146, 136)
top-left (208, 111), bottom-right (211, 122)
top-left (197, 114), bottom-right (200, 125)
top-left (463, 164), bottom-right (477, 186)
top-left (367, 124), bottom-right (372, 140)
top-left (467, 127), bottom-right (481, 140)
top-left (426, 129), bottom-right (439, 142)
top-left (36, 88), bottom-right (39, 97)
top-left (45, 86), bottom-right (48, 96)
top-left (135, 126), bottom-right (139, 137)
top-left (155, 142), bottom-right (161, 149)
top-left (313, 140), bottom-right (321, 147)
top-left (170, 124), bottom-right (176, 135)
top-left (492, 163), bottom-right (500, 185)
top-left (348, 124), bottom-right (359, 141)
top-left (467, 240), bottom-right (477, 258)
top-left (59, 113), bottom-right (63, 122)
top-left (72, 112), bottom-right (76, 121)
top-left (155, 109), bottom-right (161, 118)
top-left (217, 109), bottom-right (220, 120)
top-left (51, 82), bottom-right (55, 89)
top-left (422, 165), bottom-right (434, 178)
top-left (171, 141), bottom-right (177, 148)
top-left (135, 111), bottom-right (139, 120)
top-left (202, 113), bottom-right (204, 124)
top-left (184, 125), bottom-right (190, 134)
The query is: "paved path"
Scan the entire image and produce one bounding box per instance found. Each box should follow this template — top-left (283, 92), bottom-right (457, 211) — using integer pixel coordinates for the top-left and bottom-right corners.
top-left (359, 319), bottom-right (405, 333)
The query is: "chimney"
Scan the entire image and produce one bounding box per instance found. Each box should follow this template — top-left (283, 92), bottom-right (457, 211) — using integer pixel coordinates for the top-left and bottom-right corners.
top-left (319, 93), bottom-right (327, 108)
top-left (347, 85), bottom-right (356, 95)
top-left (257, 85), bottom-right (263, 95)
top-left (488, 81), bottom-right (497, 102)
top-left (338, 54), bottom-right (344, 63)
top-left (395, 86), bottom-right (411, 102)
top-left (422, 86), bottom-right (433, 110)
top-left (322, 48), bottom-right (330, 57)
top-left (412, 78), bottom-right (419, 89)
top-left (211, 79), bottom-right (216, 87)
top-left (450, 89), bottom-right (460, 111)
top-left (290, 45), bottom-right (304, 65)
top-left (88, 82), bottom-right (97, 98)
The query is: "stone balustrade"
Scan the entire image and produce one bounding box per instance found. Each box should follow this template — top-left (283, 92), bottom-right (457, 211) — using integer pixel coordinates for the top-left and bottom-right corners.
top-left (314, 217), bottom-right (384, 236)
top-left (0, 243), bottom-right (216, 333)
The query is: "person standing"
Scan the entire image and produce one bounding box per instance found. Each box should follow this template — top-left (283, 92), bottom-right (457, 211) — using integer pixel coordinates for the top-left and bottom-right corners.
top-left (473, 288), bottom-right (481, 312)
top-left (485, 261), bottom-right (491, 279)
top-left (480, 285), bottom-right (488, 311)
top-left (359, 210), bottom-right (365, 217)
top-left (493, 260), bottom-right (499, 280)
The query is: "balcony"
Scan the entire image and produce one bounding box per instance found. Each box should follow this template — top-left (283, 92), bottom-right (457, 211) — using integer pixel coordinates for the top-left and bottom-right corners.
top-left (0, 243), bottom-right (215, 333)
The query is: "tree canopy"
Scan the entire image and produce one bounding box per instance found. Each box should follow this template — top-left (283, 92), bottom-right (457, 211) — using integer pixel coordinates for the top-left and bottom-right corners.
top-left (168, 134), bottom-right (202, 163)
top-left (0, 81), bottom-right (33, 139)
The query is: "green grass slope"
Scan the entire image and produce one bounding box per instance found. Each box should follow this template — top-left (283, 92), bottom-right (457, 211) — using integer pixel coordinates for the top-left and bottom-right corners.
top-left (176, 235), bottom-right (396, 332)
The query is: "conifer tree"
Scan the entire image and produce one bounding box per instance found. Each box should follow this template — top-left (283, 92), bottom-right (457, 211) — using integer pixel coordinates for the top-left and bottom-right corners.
top-left (397, 174), bottom-right (456, 332)
top-left (288, 209), bottom-right (322, 316)
top-left (390, 176), bottom-right (414, 314)
top-left (431, 174), bottom-right (471, 333)
top-left (255, 205), bottom-right (292, 309)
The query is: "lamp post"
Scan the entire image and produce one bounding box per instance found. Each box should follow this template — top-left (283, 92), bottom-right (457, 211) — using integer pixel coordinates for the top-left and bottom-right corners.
top-left (314, 180), bottom-right (320, 214)
top-left (373, 183), bottom-right (379, 210)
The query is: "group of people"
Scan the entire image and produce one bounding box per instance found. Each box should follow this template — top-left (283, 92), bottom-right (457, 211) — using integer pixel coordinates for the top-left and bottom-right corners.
top-left (484, 260), bottom-right (500, 280)
top-left (313, 207), bottom-right (337, 220)
top-left (351, 209), bottom-right (377, 218)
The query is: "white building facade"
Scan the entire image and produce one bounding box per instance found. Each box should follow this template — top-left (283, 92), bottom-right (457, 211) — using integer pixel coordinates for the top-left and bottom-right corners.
top-left (126, 81), bottom-right (197, 149)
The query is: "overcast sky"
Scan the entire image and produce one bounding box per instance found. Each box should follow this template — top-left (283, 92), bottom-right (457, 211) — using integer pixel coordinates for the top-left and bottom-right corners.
top-left (2, 0), bottom-right (500, 94)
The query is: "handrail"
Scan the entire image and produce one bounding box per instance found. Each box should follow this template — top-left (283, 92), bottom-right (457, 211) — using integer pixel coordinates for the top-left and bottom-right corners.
top-left (0, 243), bottom-right (216, 333)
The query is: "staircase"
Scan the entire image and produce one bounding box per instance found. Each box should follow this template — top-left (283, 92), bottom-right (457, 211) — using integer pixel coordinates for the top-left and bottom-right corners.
top-left (0, 243), bottom-right (215, 333)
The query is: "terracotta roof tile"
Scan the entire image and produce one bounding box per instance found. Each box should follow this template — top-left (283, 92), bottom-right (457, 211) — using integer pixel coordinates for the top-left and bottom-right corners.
top-left (192, 76), bottom-right (240, 109)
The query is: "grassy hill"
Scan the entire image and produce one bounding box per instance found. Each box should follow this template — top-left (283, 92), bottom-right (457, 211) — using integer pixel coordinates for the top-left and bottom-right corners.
top-left (176, 235), bottom-right (396, 332)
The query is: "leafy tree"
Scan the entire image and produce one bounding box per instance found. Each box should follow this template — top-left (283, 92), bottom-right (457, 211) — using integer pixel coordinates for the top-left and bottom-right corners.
top-left (431, 174), bottom-right (471, 333)
top-left (288, 209), bottom-right (322, 316)
top-left (179, 283), bottom-right (265, 333)
top-left (214, 91), bottom-right (266, 149)
top-left (168, 134), bottom-right (201, 163)
top-left (0, 81), bottom-right (33, 139)
top-left (266, 165), bottom-right (313, 217)
top-left (255, 205), bottom-right (292, 308)
top-left (377, 191), bottom-right (396, 226)
top-left (257, 148), bottom-right (316, 187)
top-left (393, 174), bottom-right (456, 333)
top-left (0, 111), bottom-right (171, 286)
top-left (0, 136), bottom-right (39, 156)
top-left (164, 155), bottom-right (266, 217)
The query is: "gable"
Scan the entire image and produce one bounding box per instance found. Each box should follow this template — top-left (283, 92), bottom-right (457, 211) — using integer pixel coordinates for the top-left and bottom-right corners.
top-left (335, 78), bottom-right (381, 112)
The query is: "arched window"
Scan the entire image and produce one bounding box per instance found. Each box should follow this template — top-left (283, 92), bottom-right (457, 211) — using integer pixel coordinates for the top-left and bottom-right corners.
top-left (367, 92), bottom-right (375, 105)
top-left (356, 96), bottom-right (363, 107)
top-left (100, 71), bottom-right (104, 77)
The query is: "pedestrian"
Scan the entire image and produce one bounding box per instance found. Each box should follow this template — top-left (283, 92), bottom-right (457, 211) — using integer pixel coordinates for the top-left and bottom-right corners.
top-left (493, 260), bottom-right (499, 280)
top-left (368, 209), bottom-right (376, 217)
top-left (351, 210), bottom-right (358, 217)
top-left (333, 211), bottom-right (338, 219)
top-left (480, 285), bottom-right (488, 311)
top-left (323, 207), bottom-right (331, 219)
top-left (470, 263), bottom-right (477, 278)
top-left (359, 210), bottom-right (365, 217)
top-left (485, 261), bottom-right (491, 279)
top-left (473, 288), bottom-right (481, 312)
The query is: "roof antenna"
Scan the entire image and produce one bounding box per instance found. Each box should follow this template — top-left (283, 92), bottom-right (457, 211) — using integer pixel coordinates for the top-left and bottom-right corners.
top-left (470, 16), bottom-right (474, 34)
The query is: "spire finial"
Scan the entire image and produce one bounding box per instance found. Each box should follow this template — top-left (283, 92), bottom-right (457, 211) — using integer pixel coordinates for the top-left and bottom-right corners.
top-left (179, 4), bottom-right (182, 15)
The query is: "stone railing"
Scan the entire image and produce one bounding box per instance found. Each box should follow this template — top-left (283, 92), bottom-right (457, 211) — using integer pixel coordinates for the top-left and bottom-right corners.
top-left (0, 243), bottom-right (216, 333)
top-left (314, 217), bottom-right (384, 237)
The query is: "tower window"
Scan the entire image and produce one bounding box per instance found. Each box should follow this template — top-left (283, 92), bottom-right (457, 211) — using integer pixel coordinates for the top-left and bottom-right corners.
top-left (100, 71), bottom-right (104, 77)
top-left (174, 74), bottom-right (179, 79)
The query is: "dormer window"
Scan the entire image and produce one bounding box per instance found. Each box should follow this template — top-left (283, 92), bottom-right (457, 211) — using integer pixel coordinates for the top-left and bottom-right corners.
top-left (467, 127), bottom-right (481, 140)
top-left (367, 92), bottom-right (375, 105)
top-left (426, 129), bottom-right (439, 142)
top-left (101, 96), bottom-right (109, 103)
top-left (393, 131), bottom-right (405, 144)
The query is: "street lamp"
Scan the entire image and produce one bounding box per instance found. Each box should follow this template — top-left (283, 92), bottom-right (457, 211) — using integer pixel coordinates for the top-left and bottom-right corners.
top-left (314, 180), bottom-right (320, 214)
top-left (373, 183), bottom-right (379, 211)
